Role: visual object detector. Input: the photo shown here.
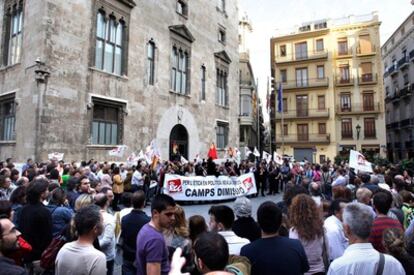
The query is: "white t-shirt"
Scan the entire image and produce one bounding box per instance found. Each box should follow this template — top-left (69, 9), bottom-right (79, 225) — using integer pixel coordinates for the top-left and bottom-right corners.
top-left (55, 241), bottom-right (107, 275)
top-left (219, 230), bottom-right (250, 255)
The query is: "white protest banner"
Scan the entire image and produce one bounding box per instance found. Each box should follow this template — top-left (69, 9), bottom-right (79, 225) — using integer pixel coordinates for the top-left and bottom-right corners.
top-left (273, 151), bottom-right (284, 165)
top-left (48, 152), bottom-right (64, 161)
top-left (181, 156), bottom-right (188, 165)
top-left (262, 151), bottom-right (272, 163)
top-left (349, 150), bottom-right (373, 173)
top-left (244, 146), bottom-right (252, 157)
top-left (108, 145), bottom-right (127, 157)
top-left (163, 173), bottom-right (257, 201)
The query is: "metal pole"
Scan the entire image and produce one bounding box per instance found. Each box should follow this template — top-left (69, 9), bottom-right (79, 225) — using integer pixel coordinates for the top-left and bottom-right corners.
top-left (257, 77), bottom-right (260, 153)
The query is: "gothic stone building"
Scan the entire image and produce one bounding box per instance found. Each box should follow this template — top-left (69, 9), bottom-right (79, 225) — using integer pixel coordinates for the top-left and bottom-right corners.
top-left (0, 0), bottom-right (240, 162)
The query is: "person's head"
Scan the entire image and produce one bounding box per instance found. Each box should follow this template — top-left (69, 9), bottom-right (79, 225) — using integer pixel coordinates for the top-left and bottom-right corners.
top-left (233, 196), bottom-right (252, 218)
top-left (356, 187), bottom-right (372, 205)
top-left (383, 227), bottom-right (407, 257)
top-left (0, 218), bottom-right (21, 255)
top-left (373, 190), bottom-right (393, 215)
top-left (342, 202), bottom-right (374, 243)
top-left (26, 178), bottom-right (49, 204)
top-left (10, 169), bottom-right (19, 182)
top-left (113, 167), bottom-right (120, 175)
top-left (74, 205), bottom-right (103, 239)
top-left (9, 186), bottom-right (26, 205)
top-left (151, 194), bottom-right (176, 229)
top-left (131, 190), bottom-right (146, 209)
top-left (289, 194), bottom-right (323, 241)
top-left (78, 175), bottom-right (90, 193)
top-left (49, 188), bottom-right (67, 206)
top-left (121, 192), bottom-right (133, 208)
top-left (67, 177), bottom-right (79, 192)
top-left (173, 205), bottom-right (189, 237)
top-left (74, 194), bottom-right (94, 212)
top-left (15, 177), bottom-right (29, 187)
top-left (257, 201), bottom-right (282, 235)
top-left (101, 187), bottom-right (114, 204)
top-left (399, 190), bottom-right (413, 204)
top-left (189, 215), bottom-right (208, 243)
top-left (283, 184), bottom-right (308, 207)
top-left (332, 186), bottom-right (352, 202)
top-left (94, 193), bottom-right (109, 210)
top-left (49, 168), bottom-right (60, 180)
top-left (360, 173), bottom-right (371, 184)
top-left (0, 201), bottom-right (12, 220)
top-left (0, 175), bottom-right (11, 189)
top-left (194, 232), bottom-right (229, 273)
top-left (208, 205), bottom-right (234, 232)
top-left (329, 199), bottom-right (348, 221)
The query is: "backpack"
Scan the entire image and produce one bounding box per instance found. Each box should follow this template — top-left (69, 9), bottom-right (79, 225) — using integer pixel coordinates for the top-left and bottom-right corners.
top-left (281, 165), bottom-right (290, 174)
top-left (40, 233), bottom-right (67, 270)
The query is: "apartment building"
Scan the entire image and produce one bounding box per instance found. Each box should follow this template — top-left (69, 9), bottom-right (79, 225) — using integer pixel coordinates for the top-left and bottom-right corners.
top-left (0, 0), bottom-right (240, 161)
top-left (270, 12), bottom-right (386, 162)
top-left (383, 11), bottom-right (414, 162)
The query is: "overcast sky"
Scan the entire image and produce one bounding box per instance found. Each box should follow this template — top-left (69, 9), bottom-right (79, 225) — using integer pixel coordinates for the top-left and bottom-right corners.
top-left (238, 0), bottom-right (413, 120)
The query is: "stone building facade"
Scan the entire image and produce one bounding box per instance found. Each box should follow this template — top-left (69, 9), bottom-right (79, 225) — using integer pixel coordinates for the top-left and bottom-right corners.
top-left (383, 11), bottom-right (414, 162)
top-left (270, 12), bottom-right (386, 162)
top-left (0, 0), bottom-right (240, 162)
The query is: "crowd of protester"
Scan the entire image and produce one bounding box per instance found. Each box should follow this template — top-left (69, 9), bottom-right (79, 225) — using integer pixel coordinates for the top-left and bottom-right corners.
top-left (1, 155), bottom-right (414, 274)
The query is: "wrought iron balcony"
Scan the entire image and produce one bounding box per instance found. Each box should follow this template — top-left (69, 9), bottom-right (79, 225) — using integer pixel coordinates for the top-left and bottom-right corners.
top-left (388, 64), bottom-right (398, 77)
top-left (275, 50), bottom-right (328, 64)
top-left (400, 84), bottom-right (412, 98)
top-left (410, 49), bottom-right (414, 61)
top-left (336, 103), bottom-right (381, 115)
top-left (275, 133), bottom-right (330, 144)
top-left (399, 118), bottom-right (414, 128)
top-left (397, 56), bottom-right (410, 70)
top-left (335, 76), bottom-right (355, 87)
top-left (358, 73), bottom-right (377, 85)
top-left (275, 108), bottom-right (330, 120)
top-left (281, 77), bottom-right (329, 90)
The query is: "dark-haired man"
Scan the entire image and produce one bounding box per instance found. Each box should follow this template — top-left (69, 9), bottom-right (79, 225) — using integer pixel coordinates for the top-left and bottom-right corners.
top-left (121, 191), bottom-right (150, 274)
top-left (136, 194), bottom-right (176, 275)
top-left (208, 205), bottom-right (249, 255)
top-left (0, 218), bottom-right (26, 274)
top-left (193, 232), bottom-right (232, 275)
top-left (240, 201), bottom-right (309, 275)
top-left (55, 205), bottom-right (106, 275)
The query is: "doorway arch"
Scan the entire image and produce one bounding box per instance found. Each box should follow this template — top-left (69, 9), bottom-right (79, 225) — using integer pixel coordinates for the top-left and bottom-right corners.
top-left (169, 124), bottom-right (189, 161)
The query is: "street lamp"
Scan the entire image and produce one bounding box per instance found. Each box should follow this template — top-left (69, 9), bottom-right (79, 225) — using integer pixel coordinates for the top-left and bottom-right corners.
top-left (356, 124), bottom-right (361, 140)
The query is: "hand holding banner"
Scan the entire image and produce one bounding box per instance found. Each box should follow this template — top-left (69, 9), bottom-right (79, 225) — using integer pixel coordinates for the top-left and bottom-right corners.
top-left (349, 150), bottom-right (373, 173)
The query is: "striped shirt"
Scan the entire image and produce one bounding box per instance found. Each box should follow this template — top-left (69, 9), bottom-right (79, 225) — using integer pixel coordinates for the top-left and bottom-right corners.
top-left (369, 216), bottom-right (403, 253)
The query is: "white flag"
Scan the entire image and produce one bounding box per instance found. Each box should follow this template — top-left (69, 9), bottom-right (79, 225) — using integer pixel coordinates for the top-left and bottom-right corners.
top-left (253, 147), bottom-right (260, 157)
top-left (108, 145), bottom-right (127, 157)
top-left (262, 151), bottom-right (272, 163)
top-left (48, 152), bottom-right (64, 161)
top-left (349, 150), bottom-right (373, 173)
top-left (273, 151), bottom-right (284, 165)
top-left (181, 156), bottom-right (188, 164)
top-left (244, 147), bottom-right (252, 157)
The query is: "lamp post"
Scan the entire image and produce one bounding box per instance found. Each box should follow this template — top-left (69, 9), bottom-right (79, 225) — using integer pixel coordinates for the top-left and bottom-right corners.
top-left (356, 124), bottom-right (361, 151)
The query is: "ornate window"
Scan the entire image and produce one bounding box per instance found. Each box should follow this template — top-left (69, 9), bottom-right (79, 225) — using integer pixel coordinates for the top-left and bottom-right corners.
top-left (93, 0), bottom-right (134, 76)
top-left (216, 121), bottom-right (229, 149)
top-left (200, 65), bottom-right (206, 101)
top-left (2, 0), bottom-right (24, 66)
top-left (0, 94), bottom-right (16, 141)
top-left (215, 51), bottom-right (231, 107)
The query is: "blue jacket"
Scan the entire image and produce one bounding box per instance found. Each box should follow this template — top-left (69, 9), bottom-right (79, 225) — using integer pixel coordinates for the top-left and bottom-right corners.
top-left (46, 204), bottom-right (74, 237)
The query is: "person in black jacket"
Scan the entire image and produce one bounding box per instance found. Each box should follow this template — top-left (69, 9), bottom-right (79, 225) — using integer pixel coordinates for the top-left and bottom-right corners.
top-left (18, 178), bottom-right (52, 273)
top-left (120, 190), bottom-right (150, 275)
top-left (232, 197), bottom-right (261, 242)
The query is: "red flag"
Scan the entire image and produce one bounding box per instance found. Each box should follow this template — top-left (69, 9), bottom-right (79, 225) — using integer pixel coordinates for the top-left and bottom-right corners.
top-left (208, 143), bottom-right (218, 160)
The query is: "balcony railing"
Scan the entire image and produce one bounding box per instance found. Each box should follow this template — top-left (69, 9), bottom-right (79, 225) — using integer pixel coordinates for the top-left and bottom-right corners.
top-left (410, 49), bottom-right (414, 61)
top-left (356, 45), bottom-right (376, 56)
top-left (275, 133), bottom-right (330, 144)
top-left (335, 48), bottom-right (353, 58)
top-left (335, 76), bottom-right (355, 86)
top-left (281, 77), bottom-right (329, 90)
top-left (336, 102), bottom-right (381, 115)
top-left (397, 56), bottom-right (409, 70)
top-left (358, 73), bottom-right (377, 85)
top-left (400, 118), bottom-right (414, 128)
top-left (275, 108), bottom-right (329, 120)
top-left (275, 50), bottom-right (328, 63)
top-left (388, 64), bottom-right (398, 77)
top-left (386, 121), bottom-right (400, 129)
top-left (400, 84), bottom-right (412, 98)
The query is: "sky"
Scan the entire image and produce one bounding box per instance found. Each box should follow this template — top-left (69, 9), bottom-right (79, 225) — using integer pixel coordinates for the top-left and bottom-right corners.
top-left (238, 0), bottom-right (413, 120)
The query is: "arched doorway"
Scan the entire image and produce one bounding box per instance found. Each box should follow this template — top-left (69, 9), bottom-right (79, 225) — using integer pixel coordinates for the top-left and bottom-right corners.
top-left (169, 124), bottom-right (189, 161)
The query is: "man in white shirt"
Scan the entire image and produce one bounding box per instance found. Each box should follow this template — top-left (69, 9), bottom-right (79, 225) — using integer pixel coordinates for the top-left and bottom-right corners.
top-left (327, 202), bottom-right (405, 275)
top-left (131, 164), bottom-right (144, 192)
top-left (324, 199), bottom-right (349, 261)
top-left (94, 193), bottom-right (116, 275)
top-left (331, 168), bottom-right (347, 187)
top-left (208, 205), bottom-right (249, 255)
top-left (56, 205), bottom-right (107, 275)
